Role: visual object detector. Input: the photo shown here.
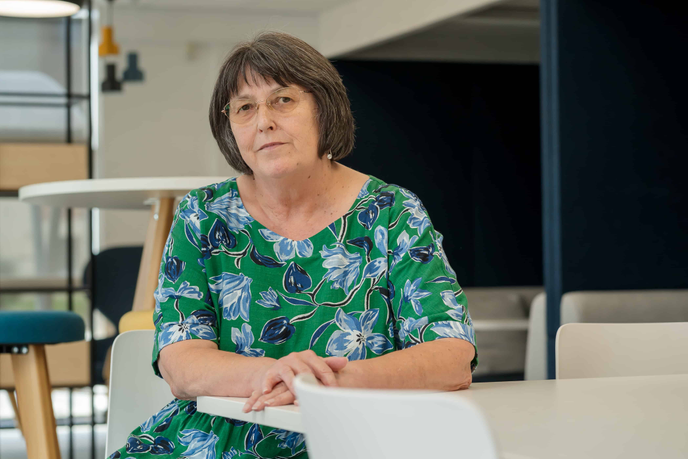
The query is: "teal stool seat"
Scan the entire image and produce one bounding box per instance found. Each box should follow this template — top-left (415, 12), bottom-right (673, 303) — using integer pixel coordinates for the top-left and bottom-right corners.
top-left (0, 310), bottom-right (85, 459)
top-left (0, 311), bottom-right (84, 345)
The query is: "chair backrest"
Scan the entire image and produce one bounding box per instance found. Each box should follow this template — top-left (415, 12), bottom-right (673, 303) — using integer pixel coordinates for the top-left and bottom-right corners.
top-left (560, 290), bottom-right (688, 324)
top-left (105, 330), bottom-right (174, 458)
top-left (524, 292), bottom-right (547, 380)
top-left (83, 246), bottom-right (143, 329)
top-left (294, 374), bottom-right (499, 459)
top-left (555, 322), bottom-right (688, 379)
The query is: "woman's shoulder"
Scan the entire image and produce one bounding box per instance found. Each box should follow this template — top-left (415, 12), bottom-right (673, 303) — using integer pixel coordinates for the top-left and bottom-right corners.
top-left (363, 175), bottom-right (427, 211)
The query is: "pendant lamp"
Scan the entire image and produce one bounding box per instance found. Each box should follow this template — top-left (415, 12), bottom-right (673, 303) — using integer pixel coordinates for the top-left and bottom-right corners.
top-left (0, 0), bottom-right (83, 18)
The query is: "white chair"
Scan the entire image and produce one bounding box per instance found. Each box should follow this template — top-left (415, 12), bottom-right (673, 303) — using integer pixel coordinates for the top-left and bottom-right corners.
top-left (555, 322), bottom-right (688, 379)
top-left (294, 374), bottom-right (499, 459)
top-left (105, 330), bottom-right (175, 458)
top-left (524, 292), bottom-right (547, 380)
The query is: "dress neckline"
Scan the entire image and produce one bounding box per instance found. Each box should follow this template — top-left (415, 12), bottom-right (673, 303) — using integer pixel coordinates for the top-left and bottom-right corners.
top-left (229, 175), bottom-right (373, 242)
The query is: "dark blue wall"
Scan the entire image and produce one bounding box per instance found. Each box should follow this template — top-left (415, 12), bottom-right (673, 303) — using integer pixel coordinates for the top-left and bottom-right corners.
top-left (541, 0), bottom-right (688, 376)
top-left (335, 60), bottom-right (542, 288)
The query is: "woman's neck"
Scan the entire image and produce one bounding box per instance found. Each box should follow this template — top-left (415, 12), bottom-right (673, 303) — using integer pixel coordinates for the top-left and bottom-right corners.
top-left (239, 161), bottom-right (345, 225)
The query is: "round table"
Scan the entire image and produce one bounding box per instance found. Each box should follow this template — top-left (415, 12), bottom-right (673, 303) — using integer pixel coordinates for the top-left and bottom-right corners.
top-left (19, 177), bottom-right (230, 312)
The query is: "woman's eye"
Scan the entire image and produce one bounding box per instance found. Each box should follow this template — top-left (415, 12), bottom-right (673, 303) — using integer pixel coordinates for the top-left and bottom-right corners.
top-left (277, 97), bottom-right (293, 104)
top-left (238, 104), bottom-right (252, 112)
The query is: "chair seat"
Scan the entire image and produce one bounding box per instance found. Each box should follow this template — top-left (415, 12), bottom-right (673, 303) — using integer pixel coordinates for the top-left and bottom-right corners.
top-left (0, 311), bottom-right (84, 345)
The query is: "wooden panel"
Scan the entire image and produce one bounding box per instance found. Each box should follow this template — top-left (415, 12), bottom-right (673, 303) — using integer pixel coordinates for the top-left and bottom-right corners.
top-left (0, 340), bottom-right (90, 390)
top-left (0, 143), bottom-right (88, 191)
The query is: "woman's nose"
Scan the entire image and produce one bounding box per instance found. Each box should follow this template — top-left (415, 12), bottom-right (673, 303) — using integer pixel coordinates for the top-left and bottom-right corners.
top-left (256, 104), bottom-right (276, 132)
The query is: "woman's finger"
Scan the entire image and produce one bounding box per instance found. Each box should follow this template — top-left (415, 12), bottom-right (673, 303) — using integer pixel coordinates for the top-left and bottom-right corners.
top-left (299, 352), bottom-right (340, 387)
top-left (263, 390), bottom-right (295, 408)
top-left (278, 366), bottom-right (298, 394)
top-left (242, 390), bottom-right (260, 413)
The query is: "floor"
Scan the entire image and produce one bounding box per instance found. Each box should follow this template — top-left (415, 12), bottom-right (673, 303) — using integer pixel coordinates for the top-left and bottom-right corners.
top-left (0, 426), bottom-right (107, 459)
top-left (0, 387), bottom-right (110, 459)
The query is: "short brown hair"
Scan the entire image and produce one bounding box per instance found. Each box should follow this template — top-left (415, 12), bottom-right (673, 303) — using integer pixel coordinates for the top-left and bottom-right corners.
top-left (209, 31), bottom-right (356, 174)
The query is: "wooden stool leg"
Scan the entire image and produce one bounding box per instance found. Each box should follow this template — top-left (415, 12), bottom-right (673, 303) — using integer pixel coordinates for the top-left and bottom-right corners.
top-left (132, 197), bottom-right (175, 312)
top-left (11, 345), bottom-right (61, 459)
top-left (9, 389), bottom-right (24, 436)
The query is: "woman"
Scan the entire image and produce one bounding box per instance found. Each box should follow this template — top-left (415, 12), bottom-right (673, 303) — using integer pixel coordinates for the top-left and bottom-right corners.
top-left (110, 31), bottom-right (477, 459)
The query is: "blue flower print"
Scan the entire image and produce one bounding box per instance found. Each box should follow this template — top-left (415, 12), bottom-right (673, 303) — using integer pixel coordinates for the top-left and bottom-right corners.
top-left (178, 429), bottom-right (219, 459)
top-left (441, 290), bottom-right (464, 314)
top-left (391, 231), bottom-right (418, 271)
top-left (326, 308), bottom-right (392, 360)
top-left (357, 202), bottom-right (379, 230)
top-left (259, 317), bottom-right (295, 345)
top-left (409, 244), bottom-right (435, 264)
top-left (321, 243), bottom-right (362, 295)
top-left (283, 262), bottom-right (312, 294)
top-left (432, 230), bottom-right (456, 276)
top-left (158, 313), bottom-right (218, 350)
top-left (256, 287), bottom-right (281, 310)
top-left (259, 228), bottom-right (313, 261)
top-left (271, 429), bottom-right (306, 456)
top-left (375, 191), bottom-right (395, 210)
top-left (208, 273), bottom-right (252, 322)
top-left (140, 400), bottom-right (178, 433)
top-left (126, 435), bottom-right (174, 455)
top-left (357, 179), bottom-right (371, 199)
top-left (401, 278), bottom-right (432, 315)
top-left (208, 219), bottom-right (236, 250)
top-left (206, 190), bottom-right (254, 233)
top-left (400, 188), bottom-right (430, 235)
top-left (164, 256), bottom-right (185, 283)
top-left (347, 236), bottom-right (373, 256)
top-left (179, 195), bottom-right (208, 238)
top-left (374, 226), bottom-right (387, 254)
top-left (432, 321), bottom-right (476, 346)
top-left (398, 316), bottom-right (429, 342)
top-left (154, 280), bottom-right (203, 306)
top-left (362, 258), bottom-right (387, 279)
top-left (231, 323), bottom-right (265, 357)
top-left (222, 448), bottom-right (239, 459)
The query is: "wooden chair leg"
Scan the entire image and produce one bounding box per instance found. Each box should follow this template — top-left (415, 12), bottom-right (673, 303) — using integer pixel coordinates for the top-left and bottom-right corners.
top-left (11, 345), bottom-right (62, 459)
top-left (8, 389), bottom-right (24, 436)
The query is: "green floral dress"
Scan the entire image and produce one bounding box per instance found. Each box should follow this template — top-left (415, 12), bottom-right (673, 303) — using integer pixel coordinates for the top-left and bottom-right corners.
top-left (109, 175), bottom-right (477, 459)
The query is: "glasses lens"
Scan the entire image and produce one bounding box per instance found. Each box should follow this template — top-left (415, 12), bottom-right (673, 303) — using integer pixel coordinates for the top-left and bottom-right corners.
top-left (268, 88), bottom-right (301, 114)
top-left (227, 100), bottom-right (257, 123)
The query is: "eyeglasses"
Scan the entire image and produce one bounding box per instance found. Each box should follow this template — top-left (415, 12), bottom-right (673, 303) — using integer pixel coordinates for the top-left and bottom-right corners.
top-left (222, 87), bottom-right (311, 124)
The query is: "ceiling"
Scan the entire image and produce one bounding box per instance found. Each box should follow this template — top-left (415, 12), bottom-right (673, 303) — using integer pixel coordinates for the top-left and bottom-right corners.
top-left (344, 0), bottom-right (541, 63)
top-left (113, 0), bottom-right (355, 14)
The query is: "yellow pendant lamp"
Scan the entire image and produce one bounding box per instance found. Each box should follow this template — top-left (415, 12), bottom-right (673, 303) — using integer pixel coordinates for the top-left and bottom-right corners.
top-left (99, 0), bottom-right (119, 57)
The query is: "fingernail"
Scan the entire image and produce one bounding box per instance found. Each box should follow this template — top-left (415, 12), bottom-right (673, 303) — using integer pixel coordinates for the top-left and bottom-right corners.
top-left (294, 400), bottom-right (299, 406)
top-left (264, 400), bottom-right (271, 406)
top-left (252, 402), bottom-right (260, 410)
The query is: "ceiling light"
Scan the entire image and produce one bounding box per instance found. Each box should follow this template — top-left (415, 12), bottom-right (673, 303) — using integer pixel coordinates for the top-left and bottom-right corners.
top-left (0, 0), bottom-right (83, 18)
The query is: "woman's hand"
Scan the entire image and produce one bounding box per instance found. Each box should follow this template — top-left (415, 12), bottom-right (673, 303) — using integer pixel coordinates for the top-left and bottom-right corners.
top-left (244, 382), bottom-right (295, 412)
top-left (243, 351), bottom-right (347, 412)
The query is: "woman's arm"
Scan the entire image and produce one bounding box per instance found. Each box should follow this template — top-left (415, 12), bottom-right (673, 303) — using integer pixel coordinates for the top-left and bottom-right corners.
top-left (159, 340), bottom-right (347, 401)
top-left (158, 340), bottom-right (275, 400)
top-left (334, 338), bottom-right (474, 391)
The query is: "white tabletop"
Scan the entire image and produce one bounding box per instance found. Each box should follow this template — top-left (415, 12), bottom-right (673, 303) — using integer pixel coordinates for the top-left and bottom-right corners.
top-left (197, 374), bottom-right (688, 459)
top-left (18, 177), bottom-right (230, 209)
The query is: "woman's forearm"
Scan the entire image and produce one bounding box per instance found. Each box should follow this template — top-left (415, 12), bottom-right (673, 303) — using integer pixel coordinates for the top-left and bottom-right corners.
top-left (335, 338), bottom-right (475, 391)
top-left (159, 342), bottom-right (275, 400)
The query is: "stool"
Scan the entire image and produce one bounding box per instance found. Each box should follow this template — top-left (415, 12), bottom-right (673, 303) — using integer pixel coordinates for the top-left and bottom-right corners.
top-left (0, 310), bottom-right (85, 459)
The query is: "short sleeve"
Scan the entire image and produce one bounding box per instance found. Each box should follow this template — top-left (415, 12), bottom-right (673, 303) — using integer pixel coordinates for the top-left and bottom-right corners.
top-left (151, 191), bottom-right (219, 377)
top-left (386, 186), bottom-right (478, 372)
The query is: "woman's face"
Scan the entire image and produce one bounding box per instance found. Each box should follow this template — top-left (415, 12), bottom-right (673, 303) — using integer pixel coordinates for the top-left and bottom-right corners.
top-left (229, 74), bottom-right (320, 179)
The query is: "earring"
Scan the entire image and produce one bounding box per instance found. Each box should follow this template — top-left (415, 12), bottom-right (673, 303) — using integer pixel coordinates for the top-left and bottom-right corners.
top-left (327, 150), bottom-right (333, 160)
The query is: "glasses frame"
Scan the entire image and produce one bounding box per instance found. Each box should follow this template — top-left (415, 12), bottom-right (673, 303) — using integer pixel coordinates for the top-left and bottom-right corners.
top-left (221, 87), bottom-right (311, 124)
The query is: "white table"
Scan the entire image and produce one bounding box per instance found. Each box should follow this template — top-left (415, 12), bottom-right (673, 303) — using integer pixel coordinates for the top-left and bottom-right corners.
top-left (198, 374), bottom-right (688, 459)
top-left (19, 177), bottom-right (228, 311)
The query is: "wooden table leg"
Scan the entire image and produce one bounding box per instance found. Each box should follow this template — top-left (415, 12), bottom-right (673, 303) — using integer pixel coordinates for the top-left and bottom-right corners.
top-left (132, 198), bottom-right (175, 312)
top-left (11, 345), bottom-right (61, 459)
